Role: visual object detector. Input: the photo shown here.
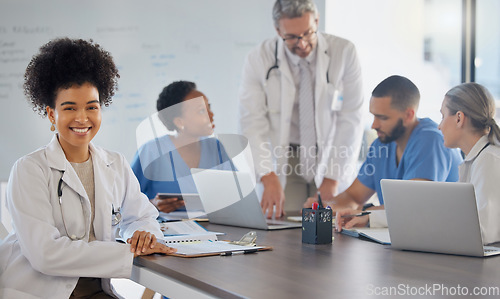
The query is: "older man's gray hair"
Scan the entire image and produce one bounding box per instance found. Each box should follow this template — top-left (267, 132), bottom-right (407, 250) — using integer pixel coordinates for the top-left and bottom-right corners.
top-left (272, 0), bottom-right (318, 28)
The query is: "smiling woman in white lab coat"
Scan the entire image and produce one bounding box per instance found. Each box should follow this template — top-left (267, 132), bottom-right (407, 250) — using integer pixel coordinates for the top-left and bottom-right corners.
top-left (0, 38), bottom-right (176, 299)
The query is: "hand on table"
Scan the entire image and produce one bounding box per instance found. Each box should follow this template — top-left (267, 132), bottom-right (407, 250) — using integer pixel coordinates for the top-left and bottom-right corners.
top-left (127, 230), bottom-right (177, 257)
top-left (334, 208), bottom-right (369, 232)
top-left (260, 172), bottom-right (285, 219)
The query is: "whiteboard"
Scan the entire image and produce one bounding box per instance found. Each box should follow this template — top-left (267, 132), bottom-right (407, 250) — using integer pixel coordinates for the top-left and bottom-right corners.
top-left (0, 0), bottom-right (280, 180)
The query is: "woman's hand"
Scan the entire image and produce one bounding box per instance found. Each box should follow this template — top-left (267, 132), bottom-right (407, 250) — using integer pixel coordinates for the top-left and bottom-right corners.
top-left (150, 194), bottom-right (185, 213)
top-left (127, 230), bottom-right (177, 257)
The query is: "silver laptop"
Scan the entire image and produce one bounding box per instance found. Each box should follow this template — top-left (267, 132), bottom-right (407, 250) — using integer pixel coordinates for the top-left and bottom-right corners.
top-left (381, 179), bottom-right (500, 257)
top-left (191, 168), bottom-right (302, 230)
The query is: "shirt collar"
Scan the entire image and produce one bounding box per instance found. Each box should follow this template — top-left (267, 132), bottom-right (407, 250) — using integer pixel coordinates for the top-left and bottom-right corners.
top-left (284, 42), bottom-right (318, 67)
top-left (46, 134), bottom-right (114, 171)
top-left (464, 135), bottom-right (489, 162)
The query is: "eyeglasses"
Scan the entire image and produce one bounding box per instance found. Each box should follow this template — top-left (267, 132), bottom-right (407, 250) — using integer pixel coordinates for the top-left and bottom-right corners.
top-left (281, 29), bottom-right (317, 45)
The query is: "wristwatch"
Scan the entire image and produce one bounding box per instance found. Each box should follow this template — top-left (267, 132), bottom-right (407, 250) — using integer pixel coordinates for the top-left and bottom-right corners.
top-left (362, 203), bottom-right (374, 211)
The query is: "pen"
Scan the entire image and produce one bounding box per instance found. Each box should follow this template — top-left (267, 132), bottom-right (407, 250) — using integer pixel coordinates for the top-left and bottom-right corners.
top-left (220, 249), bottom-right (258, 256)
top-left (341, 211), bottom-right (371, 218)
top-left (317, 192), bottom-right (323, 209)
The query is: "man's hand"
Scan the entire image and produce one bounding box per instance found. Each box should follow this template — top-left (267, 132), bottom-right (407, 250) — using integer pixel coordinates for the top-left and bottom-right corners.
top-left (150, 194), bottom-right (185, 213)
top-left (335, 208), bottom-right (369, 232)
top-left (303, 195), bottom-right (337, 212)
top-left (303, 178), bottom-right (338, 210)
top-left (317, 178), bottom-right (338, 203)
top-left (303, 196), bottom-right (318, 209)
top-left (127, 230), bottom-right (177, 257)
top-left (260, 172), bottom-right (285, 219)
top-left (304, 179), bottom-right (372, 212)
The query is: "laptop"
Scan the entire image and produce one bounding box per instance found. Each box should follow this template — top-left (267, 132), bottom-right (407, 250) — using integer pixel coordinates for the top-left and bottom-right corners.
top-left (381, 179), bottom-right (500, 257)
top-left (191, 168), bottom-right (302, 230)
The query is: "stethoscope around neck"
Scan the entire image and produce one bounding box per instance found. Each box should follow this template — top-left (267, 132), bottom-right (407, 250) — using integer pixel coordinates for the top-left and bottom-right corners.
top-left (57, 170), bottom-right (122, 241)
top-left (265, 39), bottom-right (330, 83)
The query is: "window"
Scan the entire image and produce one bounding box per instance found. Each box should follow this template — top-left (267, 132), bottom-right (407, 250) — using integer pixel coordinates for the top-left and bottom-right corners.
top-left (325, 0), bottom-right (463, 124)
top-left (475, 0), bottom-right (500, 119)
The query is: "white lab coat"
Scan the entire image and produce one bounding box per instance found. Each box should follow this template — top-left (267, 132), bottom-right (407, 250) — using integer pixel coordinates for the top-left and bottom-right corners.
top-left (0, 135), bottom-right (163, 299)
top-left (238, 33), bottom-right (364, 192)
top-left (459, 135), bottom-right (500, 245)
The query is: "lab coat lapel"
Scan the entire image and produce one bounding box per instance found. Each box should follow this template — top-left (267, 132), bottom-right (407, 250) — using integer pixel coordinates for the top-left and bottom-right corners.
top-left (46, 135), bottom-right (89, 201)
top-left (90, 143), bottom-right (115, 241)
top-left (314, 33), bottom-right (330, 143)
top-left (277, 39), bottom-right (296, 146)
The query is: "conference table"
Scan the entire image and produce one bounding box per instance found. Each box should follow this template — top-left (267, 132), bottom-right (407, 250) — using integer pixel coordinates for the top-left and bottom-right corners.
top-left (132, 223), bottom-right (500, 298)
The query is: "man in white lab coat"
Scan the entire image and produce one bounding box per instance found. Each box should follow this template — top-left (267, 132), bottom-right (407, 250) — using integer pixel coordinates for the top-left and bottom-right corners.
top-left (238, 0), bottom-right (364, 218)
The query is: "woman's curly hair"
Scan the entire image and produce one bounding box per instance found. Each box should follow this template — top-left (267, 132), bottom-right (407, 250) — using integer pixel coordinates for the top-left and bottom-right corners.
top-left (23, 38), bottom-right (120, 116)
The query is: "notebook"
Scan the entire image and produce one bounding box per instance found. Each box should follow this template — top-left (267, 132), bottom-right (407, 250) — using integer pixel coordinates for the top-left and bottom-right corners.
top-left (341, 227), bottom-right (391, 245)
top-left (381, 179), bottom-right (500, 257)
top-left (191, 169), bottom-right (302, 230)
top-left (159, 220), bottom-right (219, 239)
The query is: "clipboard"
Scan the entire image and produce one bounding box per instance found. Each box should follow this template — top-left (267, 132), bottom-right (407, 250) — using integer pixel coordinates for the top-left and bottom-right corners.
top-left (159, 225), bottom-right (272, 257)
top-left (165, 240), bottom-right (272, 258)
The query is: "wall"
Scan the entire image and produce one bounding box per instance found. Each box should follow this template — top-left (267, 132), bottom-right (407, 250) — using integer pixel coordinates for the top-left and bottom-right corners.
top-left (0, 0), bottom-right (284, 180)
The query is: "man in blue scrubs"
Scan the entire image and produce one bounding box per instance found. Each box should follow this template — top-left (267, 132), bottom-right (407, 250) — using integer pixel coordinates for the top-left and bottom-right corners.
top-left (305, 75), bottom-right (463, 228)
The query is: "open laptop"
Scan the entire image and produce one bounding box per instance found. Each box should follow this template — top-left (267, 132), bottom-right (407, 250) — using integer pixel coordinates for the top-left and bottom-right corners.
top-left (191, 168), bottom-right (302, 230)
top-left (381, 179), bottom-right (500, 257)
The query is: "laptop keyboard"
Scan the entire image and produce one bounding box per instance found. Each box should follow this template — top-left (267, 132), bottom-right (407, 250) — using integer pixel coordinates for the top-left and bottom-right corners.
top-left (266, 219), bottom-right (288, 225)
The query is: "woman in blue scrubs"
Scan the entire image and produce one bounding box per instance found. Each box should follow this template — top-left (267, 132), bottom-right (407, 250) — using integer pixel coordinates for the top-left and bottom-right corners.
top-left (131, 81), bottom-right (234, 213)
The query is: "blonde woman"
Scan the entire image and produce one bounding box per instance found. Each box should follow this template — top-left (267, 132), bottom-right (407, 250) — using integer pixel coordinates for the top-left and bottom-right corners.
top-left (439, 82), bottom-right (500, 244)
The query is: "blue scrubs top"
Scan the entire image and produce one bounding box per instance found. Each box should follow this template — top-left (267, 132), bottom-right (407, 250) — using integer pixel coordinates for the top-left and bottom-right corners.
top-left (131, 135), bottom-right (234, 201)
top-left (357, 118), bottom-right (463, 204)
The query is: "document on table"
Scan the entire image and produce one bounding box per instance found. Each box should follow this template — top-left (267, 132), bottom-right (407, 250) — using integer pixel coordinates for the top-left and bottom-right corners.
top-left (341, 227), bottom-right (391, 245)
top-left (164, 240), bottom-right (270, 257)
top-left (157, 220), bottom-right (272, 257)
